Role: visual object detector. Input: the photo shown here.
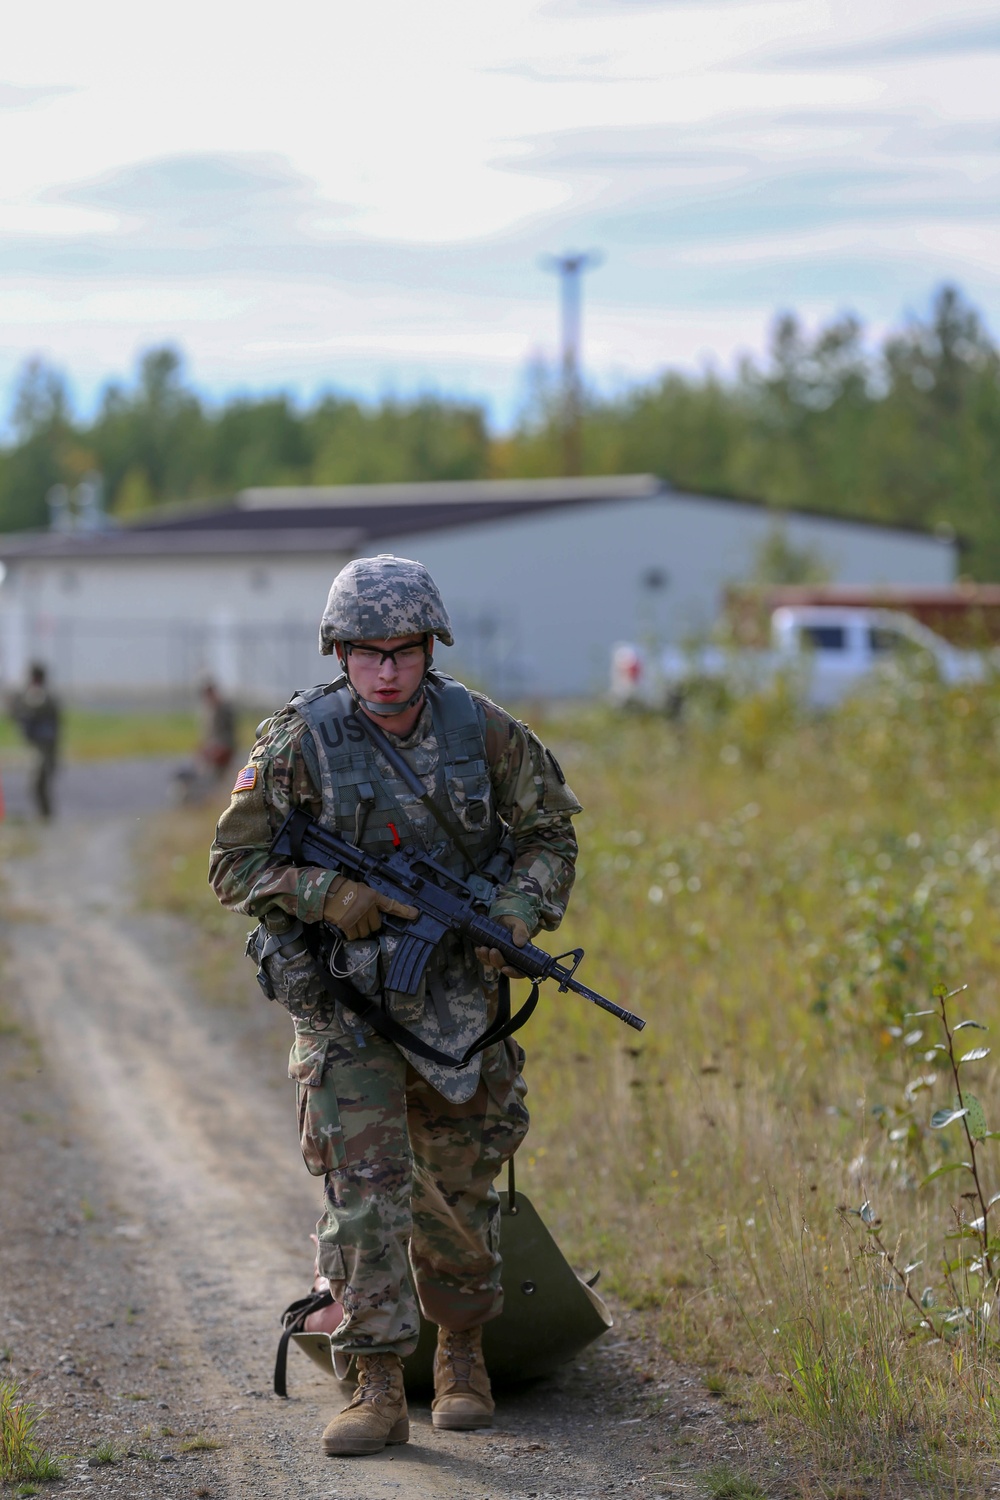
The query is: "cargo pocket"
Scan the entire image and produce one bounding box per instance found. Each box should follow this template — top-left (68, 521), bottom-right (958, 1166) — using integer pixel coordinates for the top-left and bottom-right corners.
top-left (482, 1036), bottom-right (528, 1106)
top-left (481, 1037), bottom-right (530, 1156)
top-left (288, 1038), bottom-right (347, 1176)
top-left (318, 1241), bottom-right (348, 1289)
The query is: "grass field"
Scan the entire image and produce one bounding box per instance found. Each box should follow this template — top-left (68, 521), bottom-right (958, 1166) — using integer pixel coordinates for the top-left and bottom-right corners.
top-left (0, 708), bottom-right (261, 762)
top-left (145, 669), bottom-right (1000, 1496)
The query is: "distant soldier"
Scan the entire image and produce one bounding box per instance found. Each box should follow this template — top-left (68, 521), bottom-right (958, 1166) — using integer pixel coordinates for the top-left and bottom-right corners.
top-left (176, 679), bottom-right (237, 804)
top-left (209, 554), bottom-right (582, 1458)
top-left (197, 678), bottom-right (237, 779)
top-left (9, 662), bottom-right (61, 819)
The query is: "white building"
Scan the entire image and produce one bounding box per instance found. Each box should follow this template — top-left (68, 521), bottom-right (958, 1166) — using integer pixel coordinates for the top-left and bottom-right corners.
top-left (0, 476), bottom-right (956, 704)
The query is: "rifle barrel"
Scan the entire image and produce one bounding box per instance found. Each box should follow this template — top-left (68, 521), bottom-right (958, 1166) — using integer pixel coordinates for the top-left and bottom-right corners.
top-left (563, 975), bottom-right (646, 1032)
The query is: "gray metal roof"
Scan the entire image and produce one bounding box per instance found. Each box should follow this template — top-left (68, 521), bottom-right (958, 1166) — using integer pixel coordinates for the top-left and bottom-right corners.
top-left (0, 472), bottom-right (955, 561)
top-left (237, 474), bottom-right (664, 509)
top-left (0, 474), bottom-right (667, 560)
top-left (0, 528), bottom-right (364, 561)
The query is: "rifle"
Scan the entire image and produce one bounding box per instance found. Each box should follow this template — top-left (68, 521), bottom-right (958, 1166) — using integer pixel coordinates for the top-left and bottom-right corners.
top-left (270, 807), bottom-right (646, 1034)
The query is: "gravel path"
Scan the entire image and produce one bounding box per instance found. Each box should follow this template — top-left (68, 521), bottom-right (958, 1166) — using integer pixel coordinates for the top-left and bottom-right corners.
top-left (0, 765), bottom-right (762, 1499)
top-left (0, 754), bottom-right (185, 821)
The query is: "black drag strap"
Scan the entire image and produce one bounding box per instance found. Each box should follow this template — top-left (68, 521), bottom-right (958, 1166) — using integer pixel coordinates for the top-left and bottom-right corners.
top-left (274, 1289), bottom-right (336, 1397)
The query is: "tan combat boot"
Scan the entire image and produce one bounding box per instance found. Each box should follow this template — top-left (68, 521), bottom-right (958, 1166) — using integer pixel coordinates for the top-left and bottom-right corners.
top-left (322, 1352), bottom-right (409, 1456)
top-left (431, 1325), bottom-right (495, 1431)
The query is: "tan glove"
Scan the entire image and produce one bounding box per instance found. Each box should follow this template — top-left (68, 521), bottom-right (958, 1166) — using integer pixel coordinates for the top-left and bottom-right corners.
top-left (323, 875), bottom-right (418, 941)
top-left (475, 914), bottom-right (530, 979)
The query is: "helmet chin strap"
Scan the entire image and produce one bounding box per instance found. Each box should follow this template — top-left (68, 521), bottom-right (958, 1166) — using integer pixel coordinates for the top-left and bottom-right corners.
top-left (346, 679), bottom-right (426, 717)
top-left (340, 643), bottom-right (430, 718)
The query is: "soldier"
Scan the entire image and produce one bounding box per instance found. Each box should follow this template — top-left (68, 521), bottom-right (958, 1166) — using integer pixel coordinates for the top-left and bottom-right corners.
top-left (176, 679), bottom-right (238, 805)
top-left (209, 554), bottom-right (581, 1457)
top-left (9, 661), bottom-right (61, 819)
top-left (197, 678), bottom-right (236, 779)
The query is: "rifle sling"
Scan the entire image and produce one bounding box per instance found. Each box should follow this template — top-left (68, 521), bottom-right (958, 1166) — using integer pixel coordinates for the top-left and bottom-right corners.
top-left (353, 708), bottom-right (483, 870)
top-left (314, 957), bottom-right (538, 1070)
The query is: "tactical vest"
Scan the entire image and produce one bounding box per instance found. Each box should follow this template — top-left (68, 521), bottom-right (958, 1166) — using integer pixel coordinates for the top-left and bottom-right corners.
top-left (289, 672), bottom-right (502, 1103)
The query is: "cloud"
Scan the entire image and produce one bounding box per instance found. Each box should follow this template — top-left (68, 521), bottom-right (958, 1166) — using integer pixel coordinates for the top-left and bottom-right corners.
top-left (772, 17), bottom-right (1000, 68)
top-left (53, 151), bottom-right (336, 238)
top-left (2, 31), bottom-right (999, 412)
top-left (0, 152), bottom-right (374, 285)
top-left (484, 60), bottom-right (659, 85)
top-left (0, 81), bottom-right (73, 110)
top-left (0, 2), bottom-right (998, 423)
top-left (500, 110), bottom-right (1000, 233)
top-left (2, 100), bottom-right (995, 310)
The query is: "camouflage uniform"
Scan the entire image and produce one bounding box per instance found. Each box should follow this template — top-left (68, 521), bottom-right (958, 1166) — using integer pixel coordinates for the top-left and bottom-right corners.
top-left (209, 683), bottom-right (580, 1356)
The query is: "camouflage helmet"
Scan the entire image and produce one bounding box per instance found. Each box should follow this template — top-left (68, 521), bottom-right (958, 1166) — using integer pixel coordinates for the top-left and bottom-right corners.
top-left (319, 554), bottom-right (454, 655)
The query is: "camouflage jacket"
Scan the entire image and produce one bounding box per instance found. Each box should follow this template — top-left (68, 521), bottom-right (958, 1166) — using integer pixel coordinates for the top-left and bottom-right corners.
top-left (209, 688), bottom-right (581, 941)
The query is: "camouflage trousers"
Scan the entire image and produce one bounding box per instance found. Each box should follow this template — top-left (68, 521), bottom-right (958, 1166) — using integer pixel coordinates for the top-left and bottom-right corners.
top-left (288, 1022), bottom-right (529, 1357)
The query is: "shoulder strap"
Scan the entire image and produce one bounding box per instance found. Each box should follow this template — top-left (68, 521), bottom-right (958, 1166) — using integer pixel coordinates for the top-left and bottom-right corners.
top-left (426, 669), bottom-right (483, 731)
top-left (427, 672), bottom-right (491, 763)
top-left (291, 677), bottom-right (374, 814)
top-left (289, 679), bottom-right (354, 791)
top-left (354, 705), bottom-right (483, 871)
top-left (289, 677), bottom-right (353, 731)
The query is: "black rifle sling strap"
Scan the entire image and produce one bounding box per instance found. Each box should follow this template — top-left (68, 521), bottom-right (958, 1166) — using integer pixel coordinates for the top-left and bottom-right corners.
top-left (352, 712), bottom-right (541, 1061)
top-left (353, 707), bottom-right (483, 871)
top-left (317, 963), bottom-right (538, 1070)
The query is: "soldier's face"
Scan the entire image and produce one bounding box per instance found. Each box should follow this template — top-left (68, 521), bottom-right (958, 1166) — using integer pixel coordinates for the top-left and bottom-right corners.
top-left (342, 635), bottom-right (430, 708)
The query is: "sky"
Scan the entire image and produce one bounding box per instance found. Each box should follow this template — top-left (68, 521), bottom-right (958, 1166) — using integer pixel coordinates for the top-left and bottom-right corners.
top-left (2, 0), bottom-right (999, 427)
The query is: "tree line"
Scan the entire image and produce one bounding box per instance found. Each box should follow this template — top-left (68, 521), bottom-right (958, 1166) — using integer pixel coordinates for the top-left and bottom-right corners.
top-left (3, 283), bottom-right (999, 575)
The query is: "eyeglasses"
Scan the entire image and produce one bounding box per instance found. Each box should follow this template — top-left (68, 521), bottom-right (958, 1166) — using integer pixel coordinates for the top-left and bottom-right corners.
top-left (344, 640), bottom-right (427, 668)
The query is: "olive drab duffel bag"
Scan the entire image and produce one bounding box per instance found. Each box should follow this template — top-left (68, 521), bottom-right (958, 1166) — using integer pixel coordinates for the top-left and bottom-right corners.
top-left (274, 1161), bottom-right (613, 1397)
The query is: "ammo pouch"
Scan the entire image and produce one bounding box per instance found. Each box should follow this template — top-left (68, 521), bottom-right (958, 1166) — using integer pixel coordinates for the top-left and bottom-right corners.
top-left (246, 920), bottom-right (341, 1031)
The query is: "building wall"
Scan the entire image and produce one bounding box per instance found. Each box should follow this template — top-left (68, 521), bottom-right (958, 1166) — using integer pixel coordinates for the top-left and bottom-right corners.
top-left (0, 552), bottom-right (343, 622)
top-left (0, 494), bottom-right (955, 702)
top-left (0, 552), bottom-right (348, 701)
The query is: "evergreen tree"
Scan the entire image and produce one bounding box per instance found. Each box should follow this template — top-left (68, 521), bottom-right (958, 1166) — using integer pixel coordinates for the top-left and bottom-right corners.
top-left (2, 285), bottom-right (999, 576)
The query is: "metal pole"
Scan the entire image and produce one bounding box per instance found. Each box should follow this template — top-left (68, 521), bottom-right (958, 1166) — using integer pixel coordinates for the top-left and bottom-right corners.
top-left (543, 251), bottom-right (601, 475)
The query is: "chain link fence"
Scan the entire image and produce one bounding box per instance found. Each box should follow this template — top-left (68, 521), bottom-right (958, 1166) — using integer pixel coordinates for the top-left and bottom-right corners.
top-left (0, 608), bottom-right (536, 707)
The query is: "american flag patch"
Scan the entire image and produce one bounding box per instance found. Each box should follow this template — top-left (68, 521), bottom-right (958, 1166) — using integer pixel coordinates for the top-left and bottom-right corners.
top-left (232, 764), bottom-right (258, 793)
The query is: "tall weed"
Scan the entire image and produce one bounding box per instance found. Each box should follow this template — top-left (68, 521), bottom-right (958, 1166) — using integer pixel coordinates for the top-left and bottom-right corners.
top-left (0, 1381), bottom-right (64, 1483)
top-left (521, 670), bottom-right (1000, 1485)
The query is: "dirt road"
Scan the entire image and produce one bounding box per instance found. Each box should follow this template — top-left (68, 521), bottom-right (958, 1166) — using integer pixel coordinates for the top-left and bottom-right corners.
top-left (0, 777), bottom-right (753, 1500)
